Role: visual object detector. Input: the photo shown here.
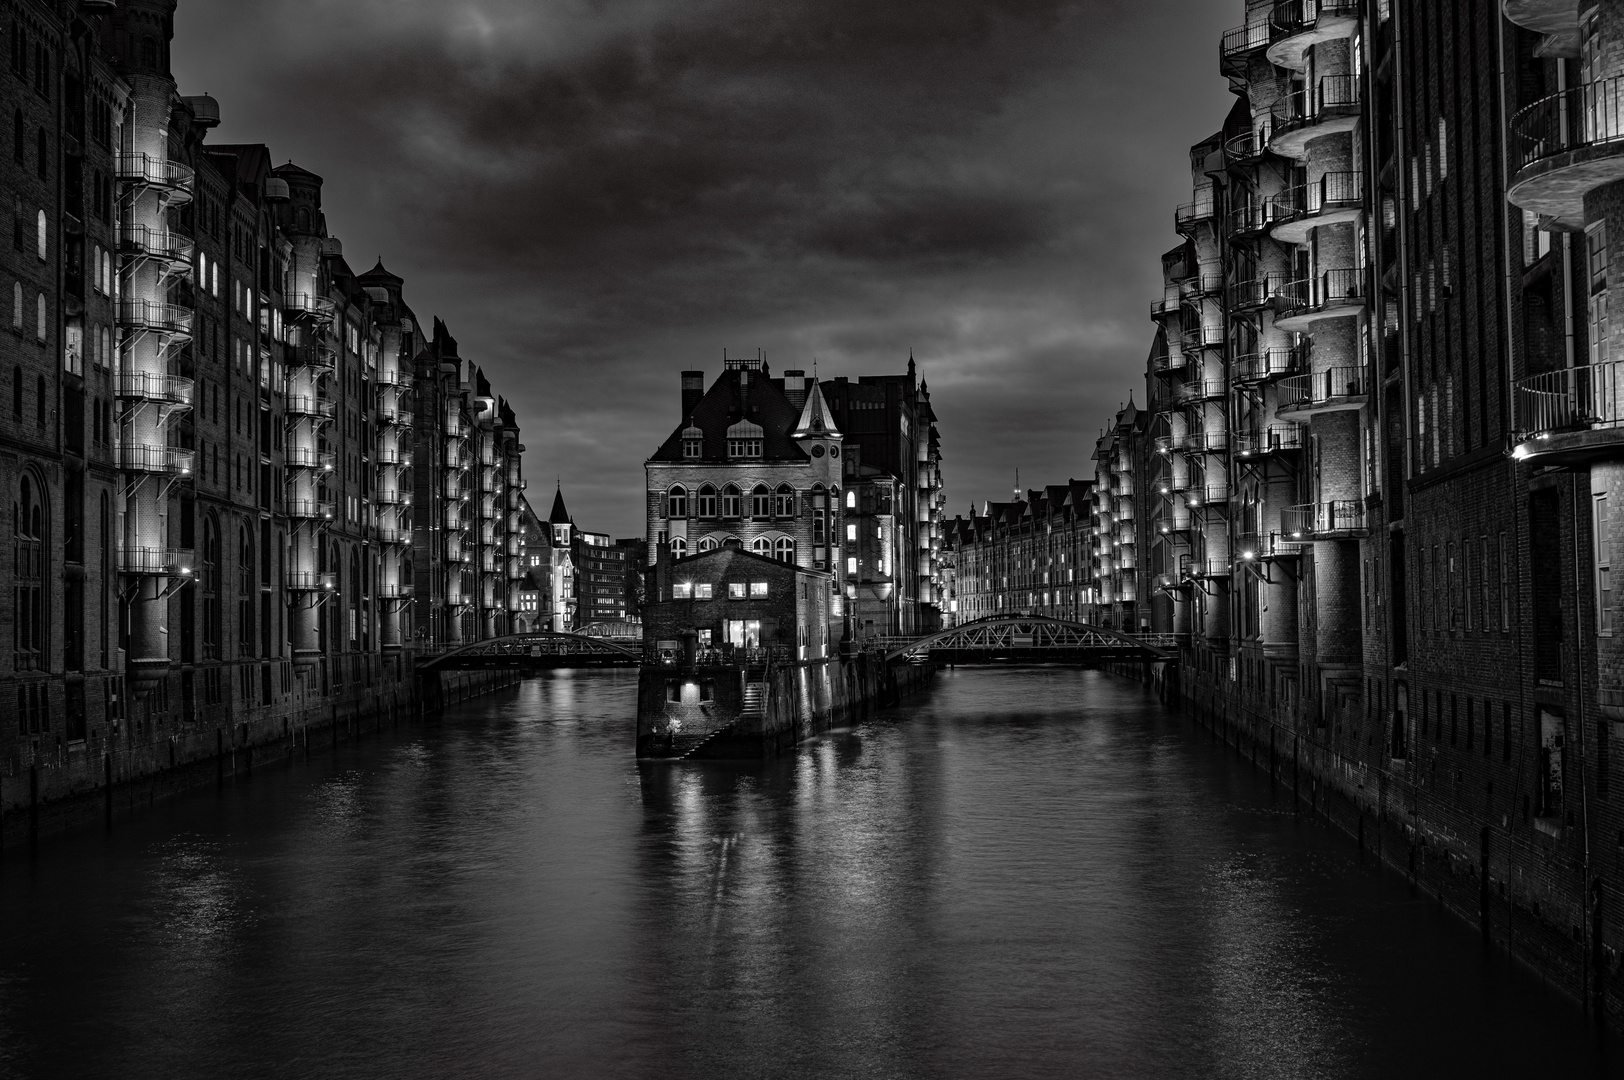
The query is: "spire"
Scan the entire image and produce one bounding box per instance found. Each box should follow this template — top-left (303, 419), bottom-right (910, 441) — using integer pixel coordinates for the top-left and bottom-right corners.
top-left (548, 484), bottom-right (572, 525)
top-left (792, 378), bottom-right (843, 440)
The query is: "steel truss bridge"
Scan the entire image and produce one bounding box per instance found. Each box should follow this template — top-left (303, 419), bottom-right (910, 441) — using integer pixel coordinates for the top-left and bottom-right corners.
top-left (418, 630), bottom-right (641, 670)
top-left (878, 615), bottom-right (1176, 665)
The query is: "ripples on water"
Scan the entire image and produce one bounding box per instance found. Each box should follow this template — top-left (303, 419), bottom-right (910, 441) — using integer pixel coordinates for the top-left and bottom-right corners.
top-left (0, 668), bottom-right (1616, 1079)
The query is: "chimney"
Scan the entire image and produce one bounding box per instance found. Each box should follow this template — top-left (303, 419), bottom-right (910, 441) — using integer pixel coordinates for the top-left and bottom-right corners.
top-left (681, 371), bottom-right (704, 419)
top-left (782, 369), bottom-right (808, 410)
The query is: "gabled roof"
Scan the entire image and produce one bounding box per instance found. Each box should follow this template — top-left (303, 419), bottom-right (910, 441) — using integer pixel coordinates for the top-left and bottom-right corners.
top-left (649, 367), bottom-right (810, 463)
top-left (790, 380), bottom-right (841, 439)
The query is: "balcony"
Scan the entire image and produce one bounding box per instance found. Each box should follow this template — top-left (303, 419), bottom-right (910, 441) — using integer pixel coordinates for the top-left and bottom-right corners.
top-left (1180, 271), bottom-right (1225, 300)
top-left (1508, 76), bottom-right (1624, 226)
top-left (118, 299), bottom-right (193, 337)
top-left (286, 570), bottom-right (337, 592)
top-left (116, 152), bottom-right (194, 201)
top-left (1233, 348), bottom-right (1300, 385)
top-left (376, 489), bottom-right (410, 507)
top-left (286, 499), bottom-right (336, 521)
top-left (376, 525), bottom-right (413, 545)
top-left (1228, 273), bottom-right (1290, 312)
top-left (374, 366), bottom-right (411, 387)
top-left (1219, 20), bottom-right (1271, 77)
top-left (1184, 558), bottom-right (1232, 580)
top-left (1174, 194), bottom-right (1217, 235)
top-left (1184, 430), bottom-right (1229, 455)
top-left (1223, 125), bottom-right (1271, 168)
top-left (375, 446), bottom-right (410, 466)
top-left (1155, 516), bottom-right (1192, 538)
top-left (1277, 366), bottom-right (1367, 417)
top-left (118, 224), bottom-right (194, 268)
top-left (1174, 379), bottom-right (1226, 405)
top-left (288, 342), bottom-right (337, 373)
top-left (1269, 75), bottom-right (1362, 160)
top-left (1186, 482), bottom-right (1230, 508)
top-left (117, 371), bottom-right (193, 406)
top-left (1234, 424), bottom-right (1305, 458)
top-left (285, 395), bottom-right (336, 420)
top-left (1270, 171), bottom-right (1363, 244)
top-left (1266, 0), bottom-right (1360, 71)
top-left (1151, 294), bottom-right (1181, 318)
top-left (1282, 500), bottom-right (1368, 540)
top-left (378, 583), bottom-right (413, 599)
top-left (284, 292), bottom-right (337, 321)
top-left (1181, 323), bottom-right (1225, 354)
top-left (1273, 268), bottom-right (1367, 331)
top-left (1235, 531), bottom-right (1305, 562)
top-left (1228, 201), bottom-right (1285, 240)
top-left (1152, 348), bottom-right (1189, 374)
top-left (119, 547), bottom-right (194, 576)
top-left (1512, 360), bottom-right (1624, 465)
top-left (285, 447), bottom-right (336, 471)
top-left (118, 444), bottom-right (193, 476)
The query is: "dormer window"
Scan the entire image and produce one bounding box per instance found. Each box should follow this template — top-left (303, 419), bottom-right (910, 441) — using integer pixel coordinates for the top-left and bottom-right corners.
top-left (681, 425), bottom-right (703, 459)
top-left (726, 419), bottom-right (764, 459)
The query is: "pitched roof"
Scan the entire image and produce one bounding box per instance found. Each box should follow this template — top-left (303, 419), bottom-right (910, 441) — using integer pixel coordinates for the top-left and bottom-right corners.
top-left (548, 486), bottom-right (572, 525)
top-left (648, 367), bottom-right (810, 463)
top-left (790, 380), bottom-right (841, 439)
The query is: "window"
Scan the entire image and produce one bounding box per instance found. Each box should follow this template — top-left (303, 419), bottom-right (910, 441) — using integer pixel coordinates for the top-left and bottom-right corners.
top-left (1589, 222), bottom-right (1609, 368)
top-left (674, 580), bottom-right (693, 599)
top-left (847, 556), bottom-right (857, 575)
top-left (728, 582), bottom-right (747, 599)
top-left (847, 490), bottom-right (856, 509)
top-left (751, 485), bottom-right (771, 518)
top-left (671, 536), bottom-right (687, 557)
top-left (697, 485), bottom-right (717, 518)
top-left (1598, 493), bottom-right (1613, 634)
top-left (698, 536), bottom-right (718, 553)
top-left (14, 472), bottom-right (45, 670)
top-left (846, 523), bottom-right (857, 542)
top-left (694, 583), bottom-right (713, 599)
top-left (34, 374), bottom-right (43, 423)
top-left (10, 282), bottom-right (18, 327)
top-left (34, 126), bottom-right (44, 179)
top-left (721, 484), bottom-right (741, 518)
top-left (668, 485), bottom-right (687, 518)
top-left (34, 293), bottom-right (44, 341)
top-left (774, 537), bottom-right (795, 563)
top-left (774, 485), bottom-right (795, 517)
top-left (1499, 531), bottom-right (1510, 631)
top-left (750, 536), bottom-right (771, 557)
top-left (750, 582), bottom-right (768, 598)
top-left (35, 209), bottom-right (44, 260)
top-left (10, 110), bottom-right (18, 162)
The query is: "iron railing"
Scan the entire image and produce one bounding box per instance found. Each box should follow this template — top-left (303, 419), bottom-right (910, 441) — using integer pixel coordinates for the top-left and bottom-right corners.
top-left (1278, 366), bottom-right (1366, 409)
top-left (1234, 424), bottom-right (1304, 456)
top-left (286, 570), bottom-right (337, 591)
top-left (1232, 348), bottom-right (1299, 383)
top-left (118, 299), bottom-right (193, 335)
top-left (119, 547), bottom-right (194, 575)
top-left (1281, 500), bottom-right (1367, 538)
top-left (1275, 268), bottom-right (1366, 315)
top-left (1514, 361), bottom-right (1624, 437)
top-left (1511, 75), bottom-right (1624, 171)
top-left (118, 224), bottom-right (193, 264)
top-left (1270, 0), bottom-right (1359, 38)
top-left (118, 444), bottom-right (193, 475)
top-left (1272, 75), bottom-right (1362, 134)
top-left (116, 371), bottom-right (193, 405)
top-left (116, 152), bottom-right (194, 191)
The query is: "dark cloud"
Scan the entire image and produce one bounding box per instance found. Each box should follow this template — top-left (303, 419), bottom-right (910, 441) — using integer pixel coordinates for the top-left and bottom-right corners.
top-left (175, 0), bottom-right (1234, 536)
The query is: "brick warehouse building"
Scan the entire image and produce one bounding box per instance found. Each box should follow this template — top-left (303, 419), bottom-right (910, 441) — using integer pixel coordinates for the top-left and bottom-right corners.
top-left (2, 0), bottom-right (531, 830)
top-left (1059, 0), bottom-right (1624, 1027)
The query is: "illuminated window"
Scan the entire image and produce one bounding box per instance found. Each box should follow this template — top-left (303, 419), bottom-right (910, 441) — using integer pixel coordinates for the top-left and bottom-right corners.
top-left (694, 583), bottom-right (713, 599)
top-left (667, 485), bottom-right (688, 518)
top-left (846, 557), bottom-right (857, 576)
top-left (673, 582), bottom-right (692, 599)
top-left (728, 582), bottom-right (747, 599)
top-left (750, 582), bottom-right (768, 598)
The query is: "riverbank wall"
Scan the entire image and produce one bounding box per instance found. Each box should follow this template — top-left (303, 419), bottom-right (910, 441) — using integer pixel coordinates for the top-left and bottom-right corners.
top-left (0, 666), bottom-right (517, 850)
top-left (637, 650), bottom-right (934, 760)
top-left (1162, 662), bottom-right (1621, 1032)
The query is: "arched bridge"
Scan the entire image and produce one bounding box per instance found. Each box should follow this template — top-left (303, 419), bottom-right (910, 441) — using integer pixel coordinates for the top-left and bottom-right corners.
top-left (880, 615), bottom-right (1177, 665)
top-left (419, 630), bottom-right (641, 670)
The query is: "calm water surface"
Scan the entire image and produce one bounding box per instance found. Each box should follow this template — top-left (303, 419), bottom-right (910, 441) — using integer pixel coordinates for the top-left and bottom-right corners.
top-left (0, 668), bottom-right (1615, 1079)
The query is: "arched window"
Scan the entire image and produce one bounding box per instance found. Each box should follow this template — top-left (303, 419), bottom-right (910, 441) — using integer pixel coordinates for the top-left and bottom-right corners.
top-left (349, 549), bottom-right (361, 649)
top-left (750, 536), bottom-right (771, 557)
top-left (846, 489), bottom-right (856, 509)
top-left (721, 484), bottom-right (742, 518)
top-left (34, 127), bottom-right (45, 180)
top-left (297, 207), bottom-right (310, 231)
top-left (14, 472), bottom-right (46, 669)
top-left (811, 485), bottom-right (828, 545)
top-left (239, 527), bottom-right (255, 653)
top-left (698, 536), bottom-right (719, 553)
top-left (750, 484), bottom-right (770, 518)
top-left (35, 209), bottom-right (45, 259)
top-left (671, 536), bottom-right (687, 557)
top-left (775, 537), bottom-right (796, 563)
top-left (697, 484), bottom-right (717, 518)
top-left (667, 484), bottom-right (687, 519)
top-left (10, 366), bottom-right (18, 417)
top-left (774, 484), bottom-right (795, 517)
top-left (34, 374), bottom-right (44, 423)
top-left (34, 292), bottom-right (44, 340)
top-left (10, 110), bottom-right (19, 162)
top-left (11, 281), bottom-right (20, 327)
top-left (140, 37), bottom-right (157, 69)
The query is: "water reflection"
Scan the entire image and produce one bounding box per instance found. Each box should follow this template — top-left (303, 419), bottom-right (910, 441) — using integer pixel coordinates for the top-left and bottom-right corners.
top-left (0, 668), bottom-right (1615, 1080)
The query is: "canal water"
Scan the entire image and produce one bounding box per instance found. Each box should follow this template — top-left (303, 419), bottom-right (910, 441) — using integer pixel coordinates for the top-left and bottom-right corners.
top-left (0, 668), bottom-right (1616, 1079)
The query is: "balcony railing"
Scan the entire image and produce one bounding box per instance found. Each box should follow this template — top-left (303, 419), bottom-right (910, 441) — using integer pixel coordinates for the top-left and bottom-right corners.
top-left (1270, 0), bottom-right (1360, 38)
top-left (1235, 531), bottom-right (1305, 560)
top-left (1181, 323), bottom-right (1225, 352)
top-left (1277, 171), bottom-right (1362, 221)
top-left (1183, 558), bottom-right (1232, 579)
top-left (285, 447), bottom-right (336, 471)
top-left (117, 371), bottom-right (193, 405)
top-left (1234, 424), bottom-right (1305, 456)
top-left (288, 342), bottom-right (337, 372)
top-left (119, 224), bottom-right (194, 265)
top-left (1514, 361), bottom-right (1624, 440)
top-left (1271, 75), bottom-right (1362, 135)
top-left (1220, 21), bottom-right (1272, 67)
top-left (375, 489), bottom-right (410, 507)
top-left (284, 292), bottom-right (337, 319)
top-left (116, 152), bottom-right (194, 193)
top-left (1186, 482), bottom-right (1230, 506)
top-left (374, 366), bottom-right (411, 386)
top-left (376, 525), bottom-right (413, 545)
top-left (1174, 194), bottom-right (1217, 232)
top-left (1184, 430), bottom-right (1229, 454)
top-left (1152, 294), bottom-right (1182, 317)
top-left (285, 395), bottom-right (336, 420)
top-left (1278, 366), bottom-right (1366, 411)
top-left (118, 444), bottom-right (194, 475)
top-left (378, 583), bottom-right (413, 599)
top-left (286, 571), bottom-right (337, 592)
top-left (1152, 348), bottom-right (1188, 373)
top-left (1223, 125), bottom-right (1270, 163)
top-left (1228, 202), bottom-right (1285, 238)
top-left (1175, 379), bottom-right (1226, 404)
top-left (1274, 268), bottom-right (1366, 318)
top-left (1233, 349), bottom-right (1300, 384)
top-left (286, 499), bottom-right (336, 521)
top-left (118, 299), bottom-right (193, 336)
top-left (375, 446), bottom-right (410, 466)
top-left (119, 547), bottom-right (194, 576)
top-left (1511, 75), bottom-right (1624, 172)
top-left (1281, 500), bottom-right (1366, 539)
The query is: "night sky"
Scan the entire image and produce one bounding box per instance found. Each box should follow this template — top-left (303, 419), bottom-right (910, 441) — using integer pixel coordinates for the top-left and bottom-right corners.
top-left (173, 0), bottom-right (1233, 538)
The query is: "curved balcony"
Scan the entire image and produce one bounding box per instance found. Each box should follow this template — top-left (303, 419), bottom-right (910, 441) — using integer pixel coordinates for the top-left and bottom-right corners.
top-left (286, 499), bottom-right (336, 521)
top-left (1227, 272), bottom-right (1291, 312)
top-left (1152, 348), bottom-right (1189, 375)
top-left (118, 224), bottom-right (194, 268)
top-left (1228, 201), bottom-right (1286, 240)
top-left (286, 570), bottom-right (338, 592)
top-left (1223, 126), bottom-right (1271, 169)
top-left (119, 547), bottom-right (194, 576)
top-left (375, 446), bottom-right (410, 467)
top-left (1266, 0), bottom-right (1360, 71)
top-left (378, 583), bottom-right (414, 599)
top-left (284, 292), bottom-right (337, 322)
top-left (377, 400), bottom-right (411, 426)
top-left (1273, 268), bottom-right (1367, 331)
top-left (1175, 379), bottom-right (1226, 405)
top-left (118, 299), bottom-right (193, 338)
top-left (375, 366), bottom-right (412, 387)
top-left (1185, 430), bottom-right (1229, 456)
top-left (1156, 515), bottom-right (1193, 539)
top-left (1220, 21), bottom-right (1272, 78)
top-left (288, 342), bottom-right (337, 374)
top-left (1236, 531), bottom-right (1305, 562)
top-left (1184, 558), bottom-right (1232, 580)
top-left (375, 489), bottom-right (411, 508)
top-left (1269, 75), bottom-right (1362, 160)
top-left (1186, 482), bottom-right (1230, 508)
top-left (376, 525), bottom-right (413, 545)
top-left (1502, 0), bottom-right (1579, 36)
top-left (286, 395), bottom-right (336, 420)
top-left (1277, 366), bottom-right (1367, 417)
top-left (1152, 294), bottom-right (1181, 318)
top-left (285, 447), bottom-right (337, 472)
top-left (446, 541), bottom-right (474, 564)
top-left (117, 371), bottom-right (193, 406)
top-left (116, 152), bottom-right (194, 202)
top-left (1174, 195), bottom-right (1217, 236)
top-left (1509, 76), bottom-right (1624, 225)
top-left (1511, 360), bottom-right (1624, 465)
top-left (1180, 271), bottom-right (1224, 300)
top-left (1234, 424), bottom-right (1305, 459)
top-left (1269, 171), bottom-right (1363, 244)
top-left (118, 444), bottom-right (194, 476)
top-left (1233, 348), bottom-right (1300, 385)
top-left (1181, 323), bottom-right (1225, 354)
top-left (1282, 500), bottom-right (1367, 541)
